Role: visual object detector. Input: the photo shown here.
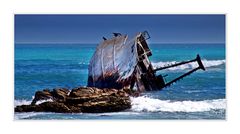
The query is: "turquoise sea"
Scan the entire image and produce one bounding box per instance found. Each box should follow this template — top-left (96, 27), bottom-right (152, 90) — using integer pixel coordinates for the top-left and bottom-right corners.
top-left (14, 43), bottom-right (225, 119)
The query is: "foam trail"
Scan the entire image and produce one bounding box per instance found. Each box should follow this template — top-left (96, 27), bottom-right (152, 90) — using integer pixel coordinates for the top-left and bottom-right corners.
top-left (131, 96), bottom-right (226, 112)
top-left (152, 59), bottom-right (225, 71)
top-left (14, 112), bottom-right (46, 120)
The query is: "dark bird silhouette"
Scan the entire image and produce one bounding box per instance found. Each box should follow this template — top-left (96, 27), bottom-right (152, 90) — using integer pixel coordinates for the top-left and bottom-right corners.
top-left (113, 33), bottom-right (122, 37)
top-left (103, 37), bottom-right (107, 40)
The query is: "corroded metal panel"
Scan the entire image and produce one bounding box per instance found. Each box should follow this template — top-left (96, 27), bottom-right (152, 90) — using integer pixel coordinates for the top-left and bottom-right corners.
top-left (88, 34), bottom-right (139, 89)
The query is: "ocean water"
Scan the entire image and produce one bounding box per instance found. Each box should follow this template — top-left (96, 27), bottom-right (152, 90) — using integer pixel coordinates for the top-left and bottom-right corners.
top-left (14, 43), bottom-right (226, 120)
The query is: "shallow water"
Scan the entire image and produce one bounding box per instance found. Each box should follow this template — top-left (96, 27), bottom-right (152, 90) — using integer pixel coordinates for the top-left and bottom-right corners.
top-left (14, 43), bottom-right (226, 119)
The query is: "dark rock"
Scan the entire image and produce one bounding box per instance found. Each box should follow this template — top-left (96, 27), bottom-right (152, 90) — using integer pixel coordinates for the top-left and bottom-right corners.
top-left (15, 102), bottom-right (81, 113)
top-left (81, 96), bottom-right (131, 113)
top-left (52, 88), bottom-right (70, 102)
top-left (69, 87), bottom-right (97, 97)
top-left (15, 86), bottom-right (131, 113)
top-left (31, 89), bottom-right (52, 105)
top-left (38, 102), bottom-right (71, 113)
top-left (31, 88), bottom-right (70, 105)
top-left (15, 105), bottom-right (38, 112)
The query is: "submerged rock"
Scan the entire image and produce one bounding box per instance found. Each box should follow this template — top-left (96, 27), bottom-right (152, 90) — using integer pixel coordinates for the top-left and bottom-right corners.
top-left (15, 87), bottom-right (131, 113)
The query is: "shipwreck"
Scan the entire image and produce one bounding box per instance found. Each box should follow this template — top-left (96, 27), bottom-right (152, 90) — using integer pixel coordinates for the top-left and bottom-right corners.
top-left (88, 31), bottom-right (206, 92)
top-left (15, 31), bottom-right (206, 113)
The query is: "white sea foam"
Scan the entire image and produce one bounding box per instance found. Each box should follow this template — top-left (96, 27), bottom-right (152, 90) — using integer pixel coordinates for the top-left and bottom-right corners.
top-left (96, 112), bottom-right (140, 116)
top-left (14, 98), bottom-right (53, 106)
top-left (78, 61), bottom-right (88, 65)
top-left (152, 59), bottom-right (225, 71)
top-left (35, 99), bottom-right (53, 105)
top-left (14, 100), bottom-right (31, 107)
top-left (130, 96), bottom-right (226, 112)
top-left (14, 112), bottom-right (46, 120)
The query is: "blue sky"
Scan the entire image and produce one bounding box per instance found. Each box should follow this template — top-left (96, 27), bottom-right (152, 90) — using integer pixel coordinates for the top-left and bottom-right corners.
top-left (15, 15), bottom-right (225, 43)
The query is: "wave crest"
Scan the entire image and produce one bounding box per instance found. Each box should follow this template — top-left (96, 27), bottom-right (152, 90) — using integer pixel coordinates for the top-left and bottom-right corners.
top-left (14, 100), bottom-right (31, 107)
top-left (152, 59), bottom-right (225, 71)
top-left (35, 99), bottom-right (53, 105)
top-left (14, 98), bottom-right (53, 106)
top-left (131, 96), bottom-right (226, 112)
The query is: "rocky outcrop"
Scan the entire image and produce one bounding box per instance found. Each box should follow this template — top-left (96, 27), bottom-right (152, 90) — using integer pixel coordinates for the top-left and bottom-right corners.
top-left (31, 88), bottom-right (69, 105)
top-left (15, 87), bottom-right (131, 113)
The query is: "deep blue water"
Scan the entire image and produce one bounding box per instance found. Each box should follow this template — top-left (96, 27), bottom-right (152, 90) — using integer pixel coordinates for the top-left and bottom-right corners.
top-left (14, 43), bottom-right (225, 120)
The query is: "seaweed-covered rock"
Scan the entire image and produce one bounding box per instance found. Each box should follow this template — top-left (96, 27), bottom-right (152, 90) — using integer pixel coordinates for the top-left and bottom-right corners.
top-left (15, 87), bottom-right (131, 113)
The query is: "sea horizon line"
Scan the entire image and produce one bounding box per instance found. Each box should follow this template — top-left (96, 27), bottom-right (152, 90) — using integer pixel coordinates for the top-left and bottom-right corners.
top-left (15, 42), bottom-right (225, 44)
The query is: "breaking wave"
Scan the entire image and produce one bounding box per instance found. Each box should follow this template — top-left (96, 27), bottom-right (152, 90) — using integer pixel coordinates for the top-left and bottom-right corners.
top-left (131, 96), bottom-right (226, 112)
top-left (14, 98), bottom-right (53, 106)
top-left (35, 99), bottom-right (53, 105)
top-left (152, 59), bottom-right (225, 71)
top-left (14, 100), bottom-right (31, 107)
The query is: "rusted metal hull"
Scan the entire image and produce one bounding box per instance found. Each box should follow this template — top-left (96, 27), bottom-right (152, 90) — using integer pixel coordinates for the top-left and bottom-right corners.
top-left (88, 31), bottom-right (205, 92)
top-left (88, 34), bottom-right (138, 89)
